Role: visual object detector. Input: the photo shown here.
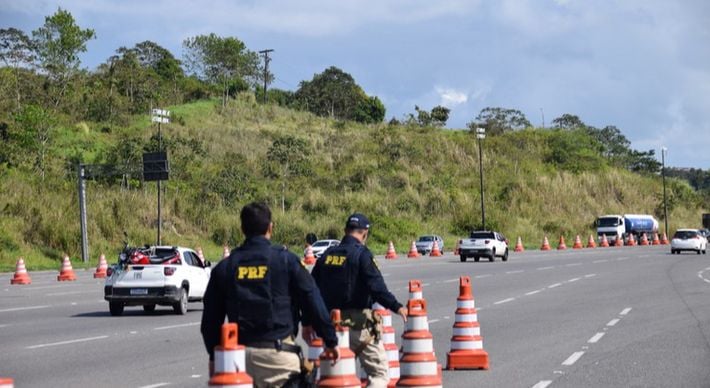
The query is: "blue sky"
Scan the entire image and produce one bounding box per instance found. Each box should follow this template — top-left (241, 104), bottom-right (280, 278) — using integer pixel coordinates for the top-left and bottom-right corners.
top-left (2, 0), bottom-right (708, 168)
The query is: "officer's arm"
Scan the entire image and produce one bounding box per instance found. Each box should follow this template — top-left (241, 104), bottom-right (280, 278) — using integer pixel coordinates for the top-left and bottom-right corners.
top-left (200, 261), bottom-right (228, 361)
top-left (361, 251), bottom-right (403, 312)
top-left (289, 255), bottom-right (338, 348)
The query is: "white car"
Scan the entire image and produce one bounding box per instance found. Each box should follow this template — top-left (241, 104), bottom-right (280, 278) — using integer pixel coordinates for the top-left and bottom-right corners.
top-left (670, 229), bottom-right (707, 255)
top-left (104, 246), bottom-right (211, 316)
top-left (415, 235), bottom-right (445, 255)
top-left (305, 239), bottom-right (340, 259)
top-left (458, 231), bottom-right (509, 262)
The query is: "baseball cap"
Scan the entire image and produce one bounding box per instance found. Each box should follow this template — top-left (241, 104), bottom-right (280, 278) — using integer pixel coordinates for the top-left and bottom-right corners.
top-left (345, 213), bottom-right (370, 230)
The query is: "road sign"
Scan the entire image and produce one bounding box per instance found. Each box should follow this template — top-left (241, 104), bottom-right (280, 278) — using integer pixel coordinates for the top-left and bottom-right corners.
top-left (142, 152), bottom-right (169, 181)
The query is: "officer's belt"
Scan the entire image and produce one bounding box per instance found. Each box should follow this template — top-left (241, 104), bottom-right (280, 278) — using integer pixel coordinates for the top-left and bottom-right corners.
top-left (243, 340), bottom-right (301, 354)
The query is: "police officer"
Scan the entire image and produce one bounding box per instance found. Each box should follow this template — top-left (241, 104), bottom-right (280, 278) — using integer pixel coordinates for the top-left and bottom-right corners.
top-left (201, 202), bottom-right (339, 387)
top-left (305, 213), bottom-right (407, 388)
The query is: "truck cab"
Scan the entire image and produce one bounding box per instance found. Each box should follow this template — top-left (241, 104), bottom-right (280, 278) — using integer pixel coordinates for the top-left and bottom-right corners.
top-left (596, 215), bottom-right (625, 242)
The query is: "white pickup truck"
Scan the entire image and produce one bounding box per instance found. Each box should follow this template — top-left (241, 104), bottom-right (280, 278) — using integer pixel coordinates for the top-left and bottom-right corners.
top-left (104, 246), bottom-right (211, 316)
top-left (458, 231), bottom-right (509, 262)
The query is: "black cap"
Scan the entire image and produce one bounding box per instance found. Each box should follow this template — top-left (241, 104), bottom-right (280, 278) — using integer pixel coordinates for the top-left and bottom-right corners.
top-left (346, 213), bottom-right (370, 230)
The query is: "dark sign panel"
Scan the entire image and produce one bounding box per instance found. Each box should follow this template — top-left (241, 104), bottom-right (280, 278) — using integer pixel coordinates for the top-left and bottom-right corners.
top-left (143, 152), bottom-right (169, 181)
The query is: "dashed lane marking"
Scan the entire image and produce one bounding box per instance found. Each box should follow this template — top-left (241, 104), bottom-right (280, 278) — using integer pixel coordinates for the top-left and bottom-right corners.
top-left (592, 259), bottom-right (608, 263)
top-left (429, 319), bottom-right (440, 323)
top-left (620, 307), bottom-right (632, 315)
top-left (26, 335), bottom-right (109, 349)
top-left (617, 257), bottom-right (629, 261)
top-left (443, 278), bottom-right (459, 283)
top-left (538, 266), bottom-right (555, 270)
top-left (584, 274), bottom-right (596, 278)
top-left (525, 290), bottom-right (542, 296)
top-left (568, 277), bottom-right (581, 282)
top-left (606, 318), bottom-right (620, 327)
top-left (475, 274), bottom-right (492, 278)
top-left (494, 298), bottom-right (515, 305)
top-left (531, 381), bottom-right (552, 388)
top-left (565, 263), bottom-right (582, 267)
top-left (138, 383), bottom-right (170, 388)
top-left (190, 375), bottom-right (201, 378)
top-left (154, 322), bottom-right (200, 331)
top-left (588, 332), bottom-right (605, 343)
top-left (46, 291), bottom-right (86, 296)
top-left (548, 283), bottom-right (562, 289)
top-left (0, 305), bottom-right (49, 313)
top-left (506, 270), bottom-right (524, 274)
top-left (561, 351), bottom-right (585, 366)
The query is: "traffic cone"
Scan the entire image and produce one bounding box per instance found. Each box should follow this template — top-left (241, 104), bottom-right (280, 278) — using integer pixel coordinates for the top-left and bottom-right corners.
top-left (446, 276), bottom-right (489, 370)
top-left (652, 233), bottom-right (661, 245)
top-left (586, 235), bottom-right (597, 248)
top-left (600, 234), bottom-right (609, 247)
top-left (540, 236), bottom-right (551, 251)
top-left (396, 299), bottom-right (442, 388)
top-left (557, 236), bottom-right (567, 250)
top-left (208, 323), bottom-right (253, 387)
top-left (304, 245), bottom-right (317, 265)
top-left (660, 233), bottom-right (669, 245)
top-left (57, 255), bottom-right (77, 281)
top-left (514, 237), bottom-right (524, 252)
top-left (223, 245), bottom-right (230, 259)
top-left (318, 309), bottom-right (361, 388)
top-left (430, 241), bottom-right (442, 257)
top-left (640, 233), bottom-right (649, 246)
top-left (0, 378), bottom-right (13, 388)
top-left (627, 234), bottom-right (637, 246)
top-left (614, 234), bottom-right (624, 247)
top-left (373, 303), bottom-right (399, 387)
top-left (409, 280), bottom-right (424, 300)
top-left (10, 258), bottom-right (31, 285)
top-left (407, 241), bottom-right (420, 258)
top-left (385, 241), bottom-right (398, 259)
top-left (572, 235), bottom-right (583, 249)
top-left (93, 253), bottom-right (108, 278)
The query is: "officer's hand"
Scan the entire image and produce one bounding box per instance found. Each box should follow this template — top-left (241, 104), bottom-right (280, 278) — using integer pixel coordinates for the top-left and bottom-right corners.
top-left (208, 360), bottom-right (214, 377)
top-left (301, 325), bottom-right (315, 342)
top-left (322, 346), bottom-right (340, 364)
top-left (397, 306), bottom-right (408, 322)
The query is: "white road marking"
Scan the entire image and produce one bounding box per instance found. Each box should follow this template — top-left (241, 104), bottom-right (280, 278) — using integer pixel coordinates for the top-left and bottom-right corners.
top-left (475, 274), bottom-right (492, 278)
top-left (444, 316), bottom-right (451, 319)
top-left (20, 284), bottom-right (79, 290)
top-left (538, 266), bottom-right (555, 270)
top-left (548, 283), bottom-right (562, 288)
top-left (562, 351), bottom-right (585, 366)
top-left (584, 274), bottom-right (596, 278)
top-left (506, 270), bottom-right (524, 274)
top-left (429, 319), bottom-right (440, 323)
top-left (531, 381), bottom-right (552, 388)
top-left (27, 335), bottom-right (109, 349)
top-left (0, 305), bottom-right (50, 313)
top-left (525, 290), bottom-right (541, 296)
top-left (620, 307), bottom-right (632, 316)
top-left (422, 283), bottom-right (431, 286)
top-left (698, 267), bottom-right (710, 284)
top-left (138, 383), bottom-right (170, 388)
top-left (568, 278), bottom-right (581, 282)
top-left (191, 375), bottom-right (201, 378)
top-left (443, 278), bottom-right (459, 283)
top-left (494, 298), bottom-right (515, 305)
top-left (565, 263), bottom-right (582, 267)
top-left (130, 331), bottom-right (138, 334)
top-left (588, 332), bottom-right (605, 343)
top-left (0, 324), bottom-right (10, 328)
top-left (592, 259), bottom-right (608, 263)
top-left (45, 290), bottom-right (86, 296)
top-left (617, 257), bottom-right (629, 261)
top-left (154, 322), bottom-right (200, 331)
top-left (607, 318), bottom-right (620, 327)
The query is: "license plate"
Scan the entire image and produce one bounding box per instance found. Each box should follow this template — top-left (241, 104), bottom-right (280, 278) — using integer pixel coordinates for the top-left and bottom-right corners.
top-left (134, 272), bottom-right (142, 279)
top-left (130, 288), bottom-right (148, 295)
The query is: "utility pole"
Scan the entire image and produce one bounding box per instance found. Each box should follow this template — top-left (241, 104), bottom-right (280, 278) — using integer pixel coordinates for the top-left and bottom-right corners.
top-left (540, 108), bottom-right (545, 129)
top-left (476, 127), bottom-right (487, 230)
top-left (78, 164), bottom-right (89, 263)
top-left (259, 49), bottom-right (274, 104)
top-left (150, 109), bottom-right (170, 246)
top-left (661, 147), bottom-right (668, 237)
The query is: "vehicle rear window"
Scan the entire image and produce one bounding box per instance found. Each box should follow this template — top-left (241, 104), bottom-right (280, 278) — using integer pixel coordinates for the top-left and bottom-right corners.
top-left (470, 232), bottom-right (495, 239)
top-left (313, 241), bottom-right (330, 247)
top-left (418, 236), bottom-right (434, 242)
top-left (674, 231), bottom-right (698, 239)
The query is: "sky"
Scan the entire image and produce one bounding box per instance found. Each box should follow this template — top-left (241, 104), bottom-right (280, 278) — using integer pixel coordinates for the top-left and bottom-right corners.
top-left (2, 0), bottom-right (709, 168)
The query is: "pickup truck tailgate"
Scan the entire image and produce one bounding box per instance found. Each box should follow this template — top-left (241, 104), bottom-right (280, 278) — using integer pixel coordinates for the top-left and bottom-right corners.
top-left (114, 265), bottom-right (166, 288)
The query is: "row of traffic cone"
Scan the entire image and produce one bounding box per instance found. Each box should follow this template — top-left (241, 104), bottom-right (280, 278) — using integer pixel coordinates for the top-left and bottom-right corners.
top-left (9, 254), bottom-right (108, 285)
top-left (516, 232), bottom-right (669, 252)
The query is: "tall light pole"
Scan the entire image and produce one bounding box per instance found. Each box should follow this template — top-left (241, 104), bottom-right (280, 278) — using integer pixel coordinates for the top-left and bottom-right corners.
top-left (151, 108), bottom-right (170, 245)
top-left (661, 147), bottom-right (668, 237)
top-left (477, 127), bottom-right (486, 230)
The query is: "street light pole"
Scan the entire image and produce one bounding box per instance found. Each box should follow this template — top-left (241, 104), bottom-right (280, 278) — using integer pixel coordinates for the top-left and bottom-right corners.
top-left (476, 127), bottom-right (486, 230)
top-left (661, 147), bottom-right (668, 237)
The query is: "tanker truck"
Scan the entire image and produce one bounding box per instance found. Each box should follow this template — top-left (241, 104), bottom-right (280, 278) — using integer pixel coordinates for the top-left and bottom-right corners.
top-left (596, 214), bottom-right (659, 243)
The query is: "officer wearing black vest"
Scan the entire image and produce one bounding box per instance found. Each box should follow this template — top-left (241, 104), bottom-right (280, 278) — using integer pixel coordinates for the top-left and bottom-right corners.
top-left (201, 202), bottom-right (339, 387)
top-left (305, 213), bottom-right (407, 388)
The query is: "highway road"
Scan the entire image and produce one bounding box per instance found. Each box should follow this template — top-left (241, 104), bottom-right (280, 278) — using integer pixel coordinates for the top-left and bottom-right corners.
top-left (1, 244), bottom-right (710, 387)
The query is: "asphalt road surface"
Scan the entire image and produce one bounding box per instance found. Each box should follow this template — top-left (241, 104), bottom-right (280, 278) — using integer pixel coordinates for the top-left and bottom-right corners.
top-left (2, 244), bottom-right (709, 387)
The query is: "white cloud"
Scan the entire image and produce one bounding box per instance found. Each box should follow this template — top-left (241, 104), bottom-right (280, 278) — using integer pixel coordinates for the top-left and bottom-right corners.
top-left (436, 87), bottom-right (468, 108)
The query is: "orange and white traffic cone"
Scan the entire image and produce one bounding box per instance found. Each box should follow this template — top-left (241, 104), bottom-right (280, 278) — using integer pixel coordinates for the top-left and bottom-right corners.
top-left (586, 235), bottom-right (597, 248)
top-left (223, 245), bottom-right (230, 259)
top-left (93, 253), bottom-right (108, 278)
top-left (540, 236), bottom-right (551, 251)
top-left (409, 280), bottom-right (424, 300)
top-left (572, 235), bottom-right (583, 249)
top-left (652, 232), bottom-right (661, 245)
top-left (514, 237), bottom-right (524, 252)
top-left (430, 241), bottom-right (442, 257)
top-left (614, 234), bottom-right (624, 247)
top-left (373, 303), bottom-right (400, 387)
top-left (407, 241), bottom-right (420, 258)
top-left (446, 276), bottom-right (489, 370)
top-left (396, 299), bottom-right (442, 387)
top-left (57, 255), bottom-right (77, 281)
top-left (0, 377), bottom-right (14, 388)
top-left (10, 258), bottom-right (31, 285)
top-left (600, 234), bottom-right (610, 247)
top-left (557, 236), bottom-right (567, 250)
top-left (385, 241), bottom-right (398, 259)
top-left (318, 309), bottom-right (361, 388)
top-left (304, 245), bottom-right (317, 265)
top-left (640, 233), bottom-right (649, 246)
top-left (660, 233), bottom-right (669, 245)
top-left (627, 234), bottom-right (637, 246)
top-left (208, 323), bottom-right (253, 387)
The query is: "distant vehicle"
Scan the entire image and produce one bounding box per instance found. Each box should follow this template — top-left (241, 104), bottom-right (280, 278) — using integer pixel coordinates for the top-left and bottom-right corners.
top-left (415, 235), bottom-right (444, 255)
top-left (104, 245), bottom-right (211, 316)
top-left (306, 239), bottom-right (340, 259)
top-left (596, 214), bottom-right (659, 243)
top-left (699, 228), bottom-right (710, 242)
top-left (458, 231), bottom-right (509, 262)
top-left (671, 229), bottom-right (707, 255)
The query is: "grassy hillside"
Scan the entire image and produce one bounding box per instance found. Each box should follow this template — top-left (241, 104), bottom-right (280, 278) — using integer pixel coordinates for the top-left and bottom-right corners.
top-left (0, 94), bottom-right (705, 271)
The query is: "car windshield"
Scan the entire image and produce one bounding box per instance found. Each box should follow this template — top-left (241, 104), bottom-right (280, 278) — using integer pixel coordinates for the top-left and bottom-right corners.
top-left (674, 231), bottom-right (698, 239)
top-left (470, 232), bottom-right (495, 239)
top-left (312, 241), bottom-right (331, 247)
top-left (597, 217), bottom-right (620, 227)
top-left (418, 236), bottom-right (434, 242)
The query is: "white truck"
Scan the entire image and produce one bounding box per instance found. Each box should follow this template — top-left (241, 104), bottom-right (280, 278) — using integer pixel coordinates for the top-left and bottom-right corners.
top-left (104, 246), bottom-right (211, 316)
top-left (596, 214), bottom-right (659, 243)
top-left (458, 231), bottom-right (509, 262)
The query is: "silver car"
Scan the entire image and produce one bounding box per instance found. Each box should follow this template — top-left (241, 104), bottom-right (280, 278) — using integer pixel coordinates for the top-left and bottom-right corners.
top-left (415, 235), bottom-right (444, 255)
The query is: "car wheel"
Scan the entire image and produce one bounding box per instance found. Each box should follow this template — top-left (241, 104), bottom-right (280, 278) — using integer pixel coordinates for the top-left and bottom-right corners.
top-left (143, 304), bottom-right (156, 313)
top-left (698, 249), bottom-right (702, 255)
top-left (502, 249), bottom-right (509, 262)
top-left (109, 302), bottom-right (124, 316)
top-left (473, 256), bottom-right (480, 262)
top-left (173, 288), bottom-right (188, 315)
top-left (489, 249), bottom-right (496, 262)
top-left (460, 255), bottom-right (467, 262)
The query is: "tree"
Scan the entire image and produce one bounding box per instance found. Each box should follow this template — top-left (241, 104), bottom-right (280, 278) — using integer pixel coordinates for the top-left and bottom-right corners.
top-left (468, 107), bottom-right (531, 135)
top-left (353, 96), bottom-right (386, 124)
top-left (585, 125), bottom-right (630, 159)
top-left (13, 105), bottom-right (55, 179)
top-left (265, 135), bottom-right (311, 212)
top-left (182, 33), bottom-right (260, 108)
top-left (0, 28), bottom-right (36, 110)
top-left (430, 105), bottom-right (450, 127)
top-left (32, 8), bottom-right (95, 107)
top-left (551, 113), bottom-right (585, 130)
